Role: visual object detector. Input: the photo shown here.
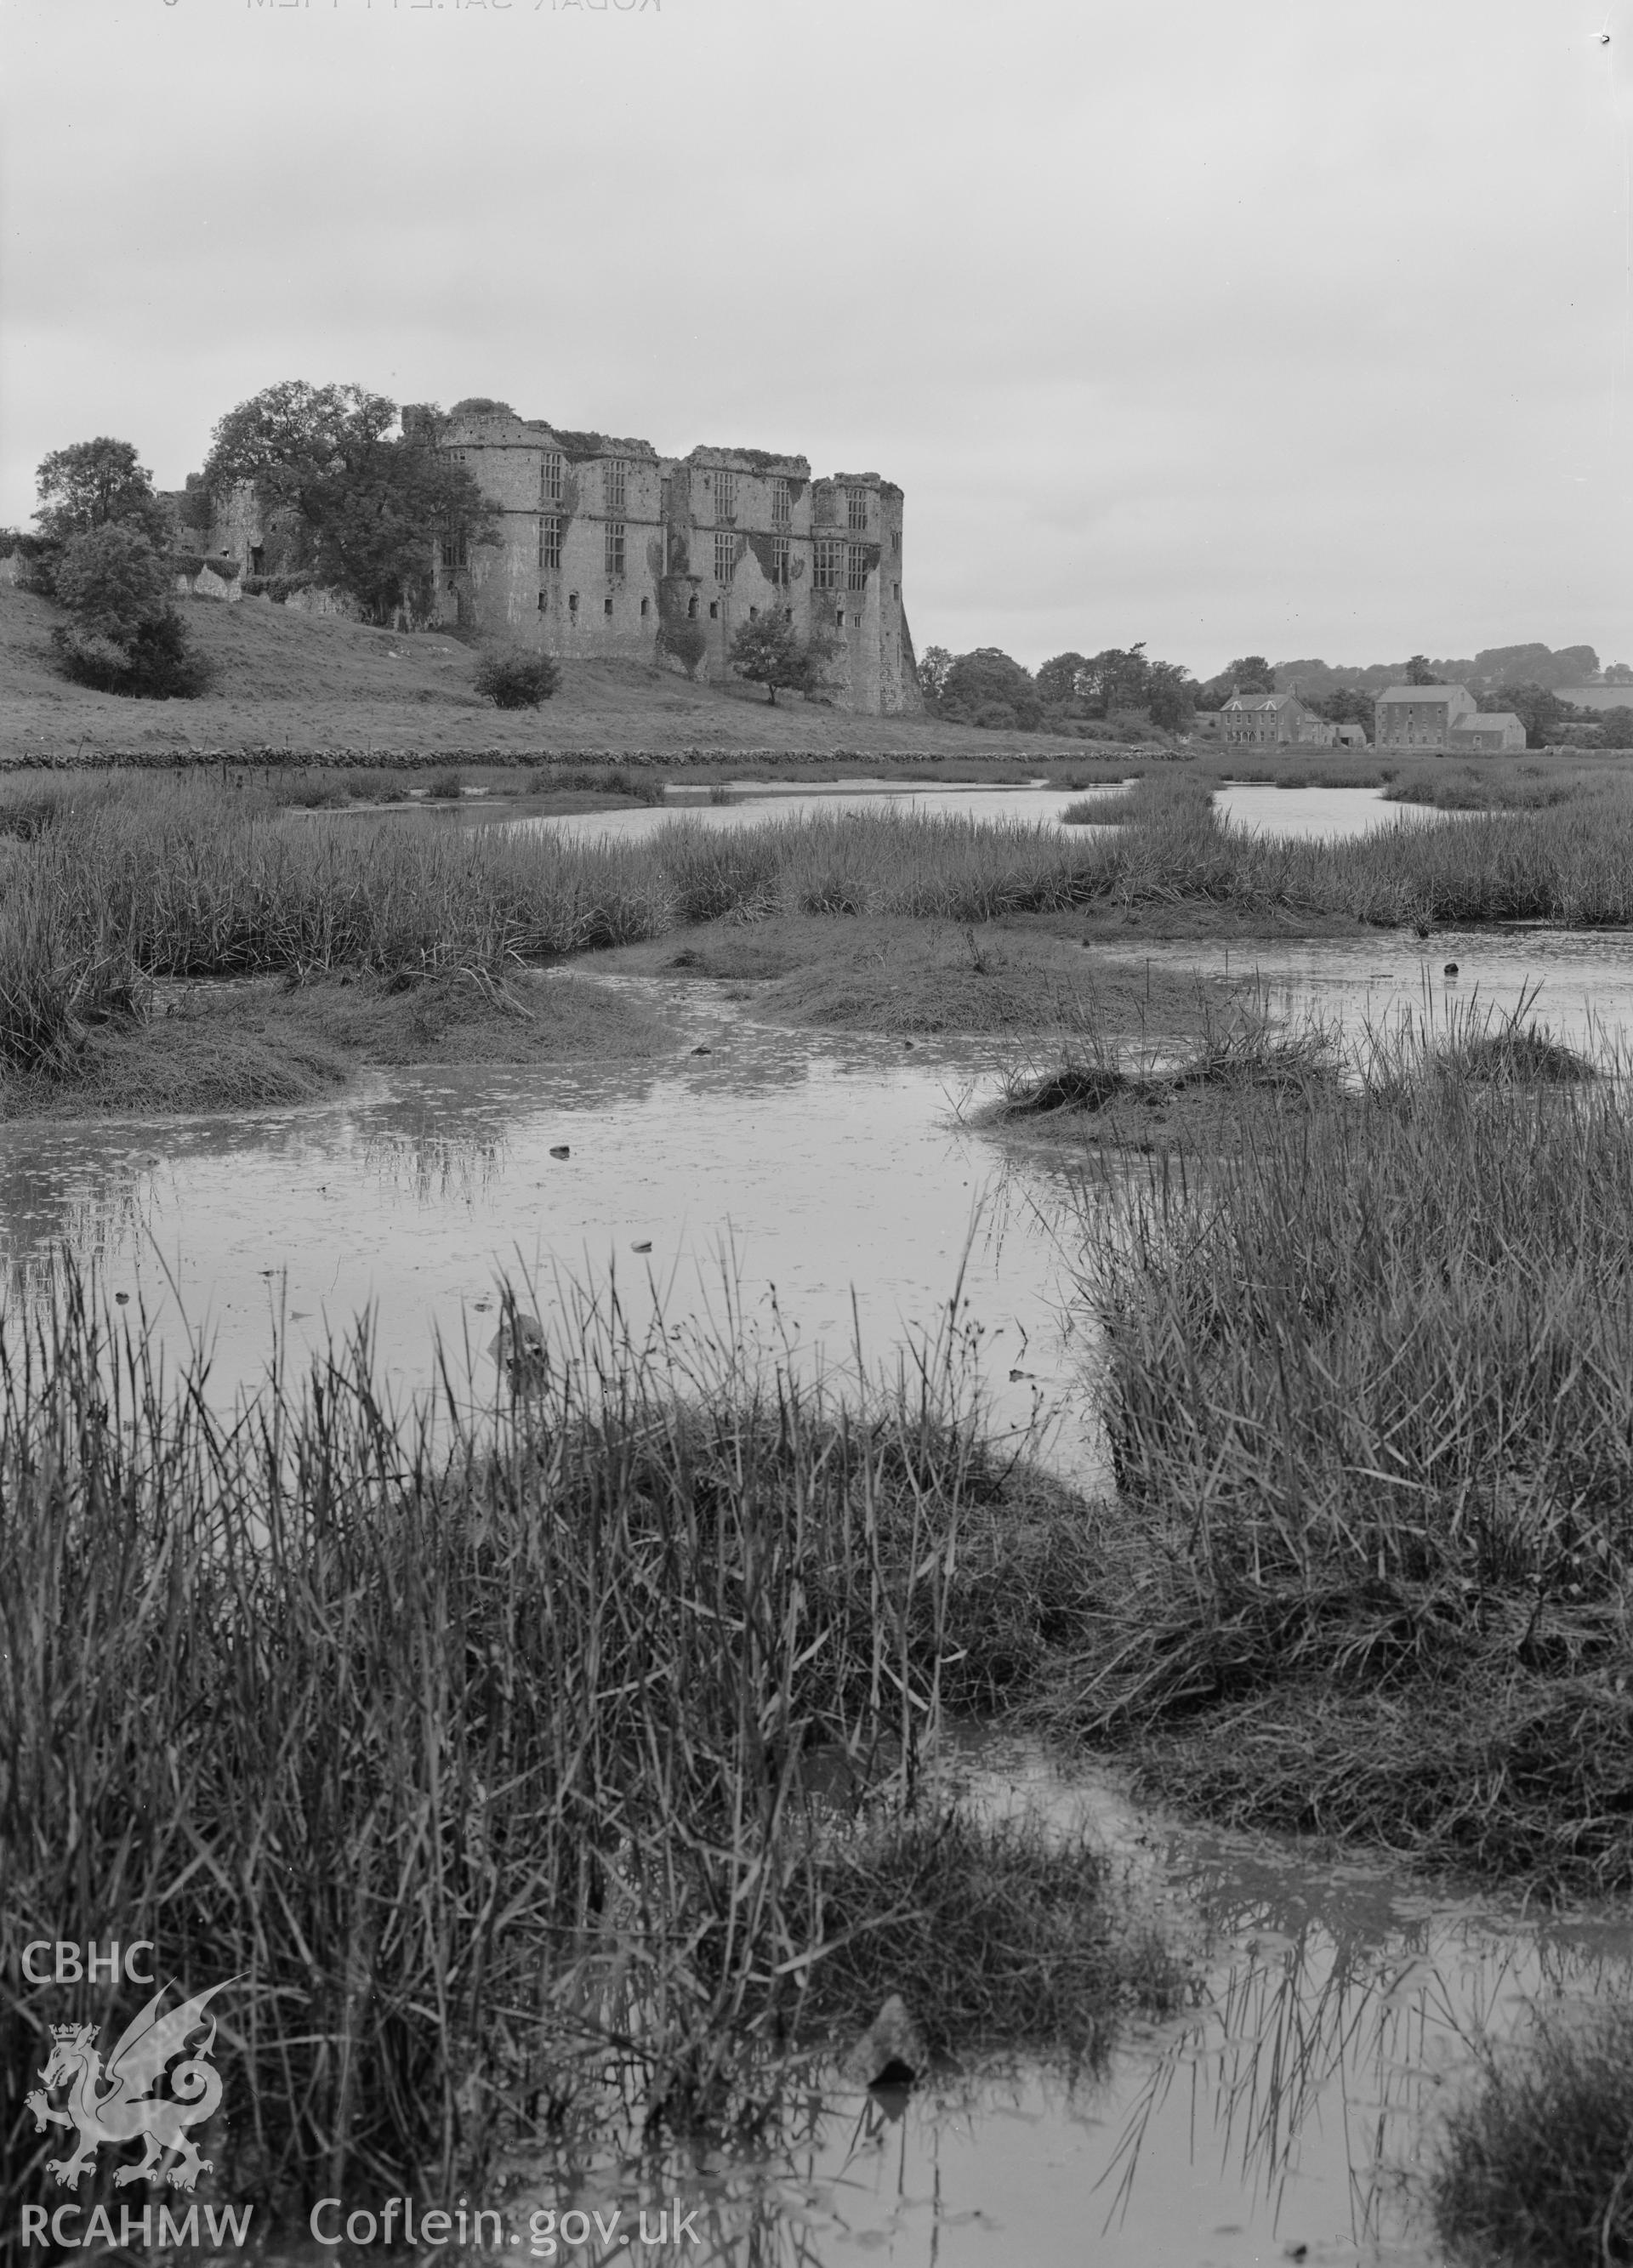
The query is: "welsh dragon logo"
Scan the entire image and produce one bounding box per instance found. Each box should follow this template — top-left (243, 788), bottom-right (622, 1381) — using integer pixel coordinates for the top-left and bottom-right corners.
top-left (26, 1977), bottom-right (233, 2192)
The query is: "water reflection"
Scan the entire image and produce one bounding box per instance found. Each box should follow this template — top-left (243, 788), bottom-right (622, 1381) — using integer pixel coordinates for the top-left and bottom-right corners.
top-left (505, 780), bottom-right (1431, 850)
top-left (0, 1024), bottom-right (1108, 1489)
top-left (476, 1754), bottom-right (1632, 2268)
top-left (1127, 925), bottom-right (1633, 1057)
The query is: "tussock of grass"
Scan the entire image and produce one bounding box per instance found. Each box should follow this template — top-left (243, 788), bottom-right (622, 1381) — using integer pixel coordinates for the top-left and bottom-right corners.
top-left (1056, 1010), bottom-right (1633, 1890)
top-left (811, 1814), bottom-right (1180, 2067)
top-left (992, 999), bottom-right (1340, 1120)
top-left (1431, 1998), bottom-right (1633, 2266)
top-left (1, 1276), bottom-right (1147, 2211)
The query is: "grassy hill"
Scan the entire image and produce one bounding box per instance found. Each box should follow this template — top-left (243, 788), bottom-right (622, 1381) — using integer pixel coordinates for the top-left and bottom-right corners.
top-left (0, 583), bottom-right (1074, 765)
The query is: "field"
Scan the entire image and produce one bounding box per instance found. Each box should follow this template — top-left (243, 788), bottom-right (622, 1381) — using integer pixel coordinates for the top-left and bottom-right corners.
top-left (7, 699), bottom-right (1633, 2248)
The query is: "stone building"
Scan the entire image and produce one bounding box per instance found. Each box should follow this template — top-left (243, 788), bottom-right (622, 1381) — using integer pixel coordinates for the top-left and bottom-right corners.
top-left (1220, 690), bottom-right (1336, 747)
top-left (1374, 685), bottom-right (1480, 752)
top-left (413, 405), bottom-right (920, 716)
top-left (1446, 710), bottom-right (1526, 753)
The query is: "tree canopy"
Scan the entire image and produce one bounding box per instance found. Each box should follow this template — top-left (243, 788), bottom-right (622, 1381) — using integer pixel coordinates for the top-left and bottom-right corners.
top-left (916, 645), bottom-right (953, 704)
top-left (937, 648), bottom-right (1042, 730)
top-left (199, 381), bottom-right (497, 621)
top-left (53, 524), bottom-right (172, 643)
top-left (34, 437), bottom-right (169, 551)
top-left (728, 613), bottom-right (832, 703)
top-left (1311, 685), bottom-right (1375, 733)
top-left (48, 523), bottom-right (208, 699)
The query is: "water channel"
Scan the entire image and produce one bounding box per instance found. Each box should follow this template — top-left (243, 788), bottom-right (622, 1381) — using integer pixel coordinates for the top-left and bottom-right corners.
top-left (6, 780), bottom-right (1630, 2264)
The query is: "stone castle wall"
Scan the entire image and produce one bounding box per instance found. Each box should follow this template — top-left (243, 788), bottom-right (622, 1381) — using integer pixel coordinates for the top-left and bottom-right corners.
top-left (432, 408), bottom-right (919, 717)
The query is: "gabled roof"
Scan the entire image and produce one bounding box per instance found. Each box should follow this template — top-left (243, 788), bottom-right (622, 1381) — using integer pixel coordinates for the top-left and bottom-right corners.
top-left (1225, 690), bottom-right (1296, 710)
top-left (1450, 712), bottom-right (1522, 731)
top-left (1375, 683), bottom-right (1473, 705)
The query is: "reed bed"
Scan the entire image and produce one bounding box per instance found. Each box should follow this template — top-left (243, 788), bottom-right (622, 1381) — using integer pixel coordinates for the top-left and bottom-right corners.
top-left (0, 1272), bottom-right (1156, 2220)
top-left (9, 770), bottom-right (1633, 1077)
top-left (1061, 1000), bottom-right (1633, 1890)
top-left (1431, 1997), bottom-right (1633, 2265)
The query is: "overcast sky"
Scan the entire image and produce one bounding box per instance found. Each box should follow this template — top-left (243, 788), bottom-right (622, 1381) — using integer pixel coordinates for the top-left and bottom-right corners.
top-left (3, 0), bottom-right (1629, 677)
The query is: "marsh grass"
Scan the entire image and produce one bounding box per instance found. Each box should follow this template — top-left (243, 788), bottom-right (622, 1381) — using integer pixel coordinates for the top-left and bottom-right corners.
top-left (0, 1270), bottom-right (1158, 2220)
top-left (991, 990), bottom-right (1342, 1120)
top-left (1059, 1000), bottom-right (1633, 1890)
top-left (10, 769), bottom-right (1633, 1077)
top-left (535, 765), bottom-right (667, 805)
top-left (1431, 1998), bottom-right (1633, 2265)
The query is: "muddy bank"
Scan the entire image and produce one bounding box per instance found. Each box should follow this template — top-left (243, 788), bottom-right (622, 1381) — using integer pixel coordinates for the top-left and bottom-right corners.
top-left (590, 912), bottom-right (1261, 1039)
top-left (0, 969), bottom-right (677, 1120)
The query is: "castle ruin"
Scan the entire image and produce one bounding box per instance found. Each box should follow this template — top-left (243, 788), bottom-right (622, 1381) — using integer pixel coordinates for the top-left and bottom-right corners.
top-left (413, 405), bottom-right (920, 716)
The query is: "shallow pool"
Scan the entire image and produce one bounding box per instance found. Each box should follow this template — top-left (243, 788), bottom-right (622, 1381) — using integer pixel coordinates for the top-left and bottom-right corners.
top-left (1131, 924), bottom-right (1633, 1059)
top-left (0, 1003), bottom-right (1112, 1487)
top-left (478, 1731), bottom-right (1633, 2267)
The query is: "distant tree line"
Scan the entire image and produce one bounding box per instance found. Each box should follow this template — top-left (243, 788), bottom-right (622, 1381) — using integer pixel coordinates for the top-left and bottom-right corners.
top-left (915, 641), bottom-right (1200, 739)
top-left (910, 639), bottom-right (1633, 749)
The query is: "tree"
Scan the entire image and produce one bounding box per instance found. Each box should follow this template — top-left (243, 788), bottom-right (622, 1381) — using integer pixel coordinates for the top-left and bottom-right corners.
top-left (53, 524), bottom-right (170, 642)
top-left (917, 645), bottom-right (953, 705)
top-left (939, 648), bottom-right (1041, 730)
top-left (198, 381), bottom-right (496, 622)
top-left (1081, 644), bottom-right (1152, 716)
top-left (34, 438), bottom-right (169, 551)
top-left (1226, 655), bottom-right (1275, 693)
top-left (1035, 651), bottom-right (1090, 708)
top-left (1312, 685), bottom-right (1375, 735)
top-left (49, 525), bottom-right (208, 699)
top-left (1404, 654), bottom-right (1442, 685)
top-left (1145, 660), bottom-right (1198, 730)
top-left (727, 613), bottom-right (830, 704)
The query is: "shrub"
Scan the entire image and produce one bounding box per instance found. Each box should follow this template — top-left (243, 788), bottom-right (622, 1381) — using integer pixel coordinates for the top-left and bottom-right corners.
top-left (51, 610), bottom-right (212, 700)
top-left (7, 532), bottom-right (57, 594)
top-left (49, 626), bottom-right (136, 690)
top-left (423, 767), bottom-right (465, 799)
top-left (472, 649), bottom-right (560, 708)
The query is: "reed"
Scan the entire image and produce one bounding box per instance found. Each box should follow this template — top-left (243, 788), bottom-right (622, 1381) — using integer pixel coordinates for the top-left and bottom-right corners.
top-left (0, 1270), bottom-right (1153, 2220)
top-left (10, 770), bottom-right (1633, 1077)
top-left (1061, 1000), bottom-right (1633, 1890)
top-left (1431, 1998), bottom-right (1633, 2265)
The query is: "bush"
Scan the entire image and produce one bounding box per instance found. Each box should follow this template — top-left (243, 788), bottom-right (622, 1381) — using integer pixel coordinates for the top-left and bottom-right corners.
top-left (50, 610), bottom-right (212, 700)
top-left (423, 768), bottom-right (465, 799)
top-left (472, 649), bottom-right (560, 709)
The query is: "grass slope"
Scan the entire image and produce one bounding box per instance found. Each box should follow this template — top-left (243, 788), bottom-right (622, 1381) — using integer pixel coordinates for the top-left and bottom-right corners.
top-left (0, 582), bottom-right (1076, 762)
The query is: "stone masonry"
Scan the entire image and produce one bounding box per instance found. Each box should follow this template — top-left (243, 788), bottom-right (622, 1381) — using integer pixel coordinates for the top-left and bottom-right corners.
top-left (413, 405), bottom-right (920, 717)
